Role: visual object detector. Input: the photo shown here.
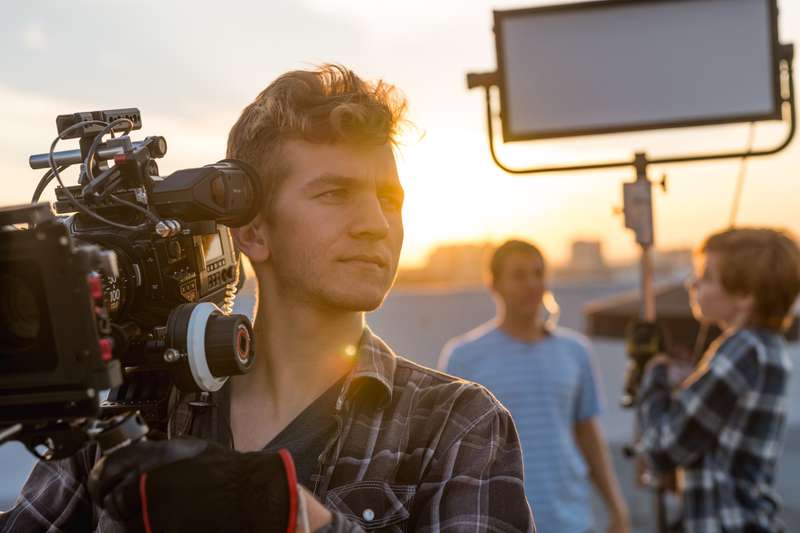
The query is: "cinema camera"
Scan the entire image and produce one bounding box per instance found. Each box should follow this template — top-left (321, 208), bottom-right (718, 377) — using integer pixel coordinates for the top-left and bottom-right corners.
top-left (0, 108), bottom-right (262, 459)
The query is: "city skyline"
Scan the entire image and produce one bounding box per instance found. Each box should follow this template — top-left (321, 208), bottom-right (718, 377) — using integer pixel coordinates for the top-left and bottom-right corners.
top-left (396, 238), bottom-right (693, 287)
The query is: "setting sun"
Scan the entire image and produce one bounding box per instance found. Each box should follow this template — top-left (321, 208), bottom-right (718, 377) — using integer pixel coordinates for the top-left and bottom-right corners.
top-left (395, 126), bottom-right (592, 268)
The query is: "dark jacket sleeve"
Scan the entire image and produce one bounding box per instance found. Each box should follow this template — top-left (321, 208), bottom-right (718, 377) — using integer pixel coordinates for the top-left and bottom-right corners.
top-left (0, 444), bottom-right (97, 533)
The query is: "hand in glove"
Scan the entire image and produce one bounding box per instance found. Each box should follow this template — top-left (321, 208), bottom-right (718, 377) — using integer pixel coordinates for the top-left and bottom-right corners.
top-left (88, 437), bottom-right (299, 533)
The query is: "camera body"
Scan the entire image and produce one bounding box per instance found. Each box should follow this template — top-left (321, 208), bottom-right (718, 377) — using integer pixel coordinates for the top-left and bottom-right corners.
top-left (0, 108), bottom-right (262, 458)
top-left (0, 204), bottom-right (121, 421)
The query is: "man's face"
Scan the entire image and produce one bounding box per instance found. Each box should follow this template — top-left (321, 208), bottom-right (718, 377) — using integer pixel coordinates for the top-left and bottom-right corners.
top-left (688, 252), bottom-right (741, 326)
top-left (492, 251), bottom-right (546, 319)
top-left (261, 140), bottom-right (404, 312)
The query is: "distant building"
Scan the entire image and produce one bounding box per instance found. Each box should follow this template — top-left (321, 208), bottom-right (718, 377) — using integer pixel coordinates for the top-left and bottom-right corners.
top-left (396, 242), bottom-right (492, 287)
top-left (553, 240), bottom-right (611, 281)
top-left (396, 240), bottom-right (693, 288)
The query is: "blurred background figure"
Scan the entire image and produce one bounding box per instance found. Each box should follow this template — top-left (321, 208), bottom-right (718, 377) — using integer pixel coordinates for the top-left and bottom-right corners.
top-left (637, 228), bottom-right (800, 532)
top-left (438, 239), bottom-right (630, 533)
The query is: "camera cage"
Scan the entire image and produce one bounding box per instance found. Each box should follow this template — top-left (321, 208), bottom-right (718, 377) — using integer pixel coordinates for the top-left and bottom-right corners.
top-left (0, 108), bottom-right (262, 459)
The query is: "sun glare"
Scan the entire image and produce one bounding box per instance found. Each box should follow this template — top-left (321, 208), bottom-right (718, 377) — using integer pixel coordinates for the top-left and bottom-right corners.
top-left (395, 127), bottom-right (606, 268)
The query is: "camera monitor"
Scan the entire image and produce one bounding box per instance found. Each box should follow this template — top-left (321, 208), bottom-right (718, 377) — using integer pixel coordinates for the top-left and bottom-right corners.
top-left (494, 0), bottom-right (782, 141)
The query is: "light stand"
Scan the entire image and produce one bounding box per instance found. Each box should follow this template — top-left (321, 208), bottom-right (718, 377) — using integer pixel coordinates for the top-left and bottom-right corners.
top-left (467, 43), bottom-right (795, 533)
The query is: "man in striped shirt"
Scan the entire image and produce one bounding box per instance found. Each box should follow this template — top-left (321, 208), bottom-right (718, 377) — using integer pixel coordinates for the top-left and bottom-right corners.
top-left (439, 240), bottom-right (630, 533)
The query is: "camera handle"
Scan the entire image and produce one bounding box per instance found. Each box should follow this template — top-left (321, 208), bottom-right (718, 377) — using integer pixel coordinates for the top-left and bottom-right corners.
top-left (91, 411), bottom-right (150, 456)
top-left (0, 411), bottom-right (149, 461)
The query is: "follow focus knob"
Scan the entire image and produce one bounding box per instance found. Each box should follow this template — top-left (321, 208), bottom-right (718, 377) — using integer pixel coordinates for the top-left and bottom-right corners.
top-left (205, 313), bottom-right (255, 377)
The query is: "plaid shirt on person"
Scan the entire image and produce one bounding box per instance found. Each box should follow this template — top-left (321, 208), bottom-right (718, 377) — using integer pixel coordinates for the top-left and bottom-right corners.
top-left (637, 327), bottom-right (792, 533)
top-left (1, 327), bottom-right (535, 532)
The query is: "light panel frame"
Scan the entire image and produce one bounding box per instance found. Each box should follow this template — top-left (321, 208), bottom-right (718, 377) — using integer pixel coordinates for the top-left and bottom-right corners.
top-left (493, 0), bottom-right (783, 142)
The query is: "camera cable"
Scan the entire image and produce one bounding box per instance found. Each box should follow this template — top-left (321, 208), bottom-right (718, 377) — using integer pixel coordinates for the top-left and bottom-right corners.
top-left (31, 165), bottom-right (67, 204)
top-left (48, 119), bottom-right (155, 232)
top-left (84, 118), bottom-right (160, 224)
top-left (83, 118), bottom-right (161, 226)
top-left (83, 118), bottom-right (133, 183)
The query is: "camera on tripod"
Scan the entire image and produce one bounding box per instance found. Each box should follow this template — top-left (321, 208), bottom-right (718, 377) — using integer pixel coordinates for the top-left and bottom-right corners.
top-left (0, 108), bottom-right (263, 459)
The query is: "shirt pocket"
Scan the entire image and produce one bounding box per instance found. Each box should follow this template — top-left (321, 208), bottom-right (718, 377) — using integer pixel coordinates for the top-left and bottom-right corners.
top-left (325, 481), bottom-right (415, 530)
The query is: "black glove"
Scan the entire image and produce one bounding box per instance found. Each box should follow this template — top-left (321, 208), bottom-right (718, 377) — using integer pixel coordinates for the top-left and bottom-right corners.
top-left (88, 437), bottom-right (299, 533)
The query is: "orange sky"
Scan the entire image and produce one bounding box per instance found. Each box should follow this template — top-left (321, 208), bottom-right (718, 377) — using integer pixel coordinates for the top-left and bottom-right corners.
top-left (0, 0), bottom-right (798, 269)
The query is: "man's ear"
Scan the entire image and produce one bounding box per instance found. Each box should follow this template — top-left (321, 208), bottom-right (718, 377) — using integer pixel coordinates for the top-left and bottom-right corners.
top-left (231, 216), bottom-right (270, 264)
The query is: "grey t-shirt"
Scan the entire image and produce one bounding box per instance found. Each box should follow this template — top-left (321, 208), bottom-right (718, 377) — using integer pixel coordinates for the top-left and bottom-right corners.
top-left (262, 377), bottom-right (343, 486)
top-left (183, 376), bottom-right (343, 487)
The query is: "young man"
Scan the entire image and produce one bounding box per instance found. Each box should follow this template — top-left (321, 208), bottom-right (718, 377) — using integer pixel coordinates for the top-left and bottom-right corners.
top-left (637, 228), bottom-right (800, 532)
top-left (1, 66), bottom-right (533, 532)
top-left (438, 240), bottom-right (630, 533)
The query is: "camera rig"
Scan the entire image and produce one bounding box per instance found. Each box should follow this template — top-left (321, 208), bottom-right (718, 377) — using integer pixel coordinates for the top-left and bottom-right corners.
top-left (0, 108), bottom-right (263, 459)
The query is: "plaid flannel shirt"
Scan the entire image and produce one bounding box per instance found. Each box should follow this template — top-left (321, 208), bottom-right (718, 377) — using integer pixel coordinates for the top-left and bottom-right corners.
top-left (637, 327), bottom-right (792, 533)
top-left (1, 328), bottom-right (534, 532)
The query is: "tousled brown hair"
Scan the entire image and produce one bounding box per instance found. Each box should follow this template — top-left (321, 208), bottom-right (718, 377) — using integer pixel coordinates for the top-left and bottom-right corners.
top-left (227, 64), bottom-right (408, 216)
top-left (701, 227), bottom-right (800, 332)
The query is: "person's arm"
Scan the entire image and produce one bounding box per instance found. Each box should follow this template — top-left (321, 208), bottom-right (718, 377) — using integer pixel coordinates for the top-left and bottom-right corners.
top-left (637, 336), bottom-right (761, 471)
top-left (574, 418), bottom-right (630, 533)
top-left (572, 341), bottom-right (630, 533)
top-left (0, 445), bottom-right (97, 533)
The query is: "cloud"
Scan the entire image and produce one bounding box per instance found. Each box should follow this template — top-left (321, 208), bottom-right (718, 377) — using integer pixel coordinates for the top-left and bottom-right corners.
top-left (0, 1), bottom-right (369, 120)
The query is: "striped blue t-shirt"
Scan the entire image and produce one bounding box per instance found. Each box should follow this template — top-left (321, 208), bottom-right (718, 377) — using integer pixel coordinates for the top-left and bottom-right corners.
top-left (439, 323), bottom-right (604, 533)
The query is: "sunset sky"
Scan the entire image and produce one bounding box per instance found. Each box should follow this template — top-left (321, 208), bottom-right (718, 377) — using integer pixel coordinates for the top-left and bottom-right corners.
top-left (1, 0), bottom-right (798, 268)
